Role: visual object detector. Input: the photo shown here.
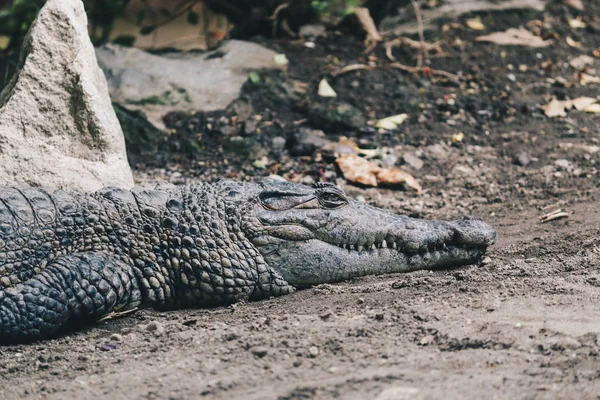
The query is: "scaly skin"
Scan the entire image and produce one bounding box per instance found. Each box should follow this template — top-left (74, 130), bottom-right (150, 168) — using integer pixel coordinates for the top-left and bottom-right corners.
top-left (0, 180), bottom-right (495, 343)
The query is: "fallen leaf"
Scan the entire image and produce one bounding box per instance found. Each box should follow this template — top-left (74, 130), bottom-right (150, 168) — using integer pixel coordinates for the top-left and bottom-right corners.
top-left (542, 98), bottom-right (568, 117)
top-left (466, 18), bottom-right (485, 31)
top-left (571, 97), bottom-right (597, 110)
top-left (336, 154), bottom-right (421, 194)
top-left (569, 54), bottom-right (595, 70)
top-left (336, 154), bottom-right (378, 186)
top-left (451, 132), bottom-right (464, 143)
top-left (248, 72), bottom-right (261, 84)
top-left (273, 54), bottom-right (289, 66)
top-left (566, 36), bottom-right (583, 48)
top-left (568, 19), bottom-right (586, 29)
top-left (584, 103), bottom-right (600, 113)
top-left (318, 78), bottom-right (337, 97)
top-left (476, 27), bottom-right (552, 48)
top-left (580, 73), bottom-right (600, 85)
top-left (375, 113), bottom-right (408, 130)
top-left (0, 35), bottom-right (9, 50)
top-left (565, 0), bottom-right (584, 11)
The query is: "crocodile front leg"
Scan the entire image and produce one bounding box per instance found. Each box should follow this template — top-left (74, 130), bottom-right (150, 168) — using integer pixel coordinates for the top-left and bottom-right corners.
top-left (0, 251), bottom-right (141, 344)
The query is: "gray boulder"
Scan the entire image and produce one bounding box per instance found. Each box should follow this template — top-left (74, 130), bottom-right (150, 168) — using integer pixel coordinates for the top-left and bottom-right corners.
top-left (0, 0), bottom-right (134, 192)
top-left (96, 41), bottom-right (282, 129)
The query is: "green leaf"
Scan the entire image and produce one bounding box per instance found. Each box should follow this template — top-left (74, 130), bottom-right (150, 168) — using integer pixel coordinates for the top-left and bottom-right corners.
top-left (139, 25), bottom-right (155, 35)
top-left (248, 71), bottom-right (261, 84)
top-left (187, 11), bottom-right (199, 25)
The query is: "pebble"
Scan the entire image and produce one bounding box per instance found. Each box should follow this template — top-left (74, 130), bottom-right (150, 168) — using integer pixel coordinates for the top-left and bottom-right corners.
top-left (251, 346), bottom-right (268, 358)
top-left (271, 136), bottom-right (286, 150)
top-left (110, 333), bottom-right (123, 342)
top-left (308, 346), bottom-right (319, 357)
top-left (145, 321), bottom-right (165, 336)
top-left (554, 159), bottom-right (571, 170)
top-left (514, 151), bottom-right (532, 167)
top-left (403, 153), bottom-right (424, 170)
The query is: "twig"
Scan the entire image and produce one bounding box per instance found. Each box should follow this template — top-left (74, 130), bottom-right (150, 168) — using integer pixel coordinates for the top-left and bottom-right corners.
top-left (410, 0), bottom-right (426, 68)
top-left (384, 37), bottom-right (444, 61)
top-left (539, 209), bottom-right (569, 223)
top-left (353, 7), bottom-right (382, 53)
top-left (389, 62), bottom-right (460, 82)
top-left (331, 62), bottom-right (460, 83)
top-left (331, 64), bottom-right (377, 77)
top-left (269, 3), bottom-right (289, 37)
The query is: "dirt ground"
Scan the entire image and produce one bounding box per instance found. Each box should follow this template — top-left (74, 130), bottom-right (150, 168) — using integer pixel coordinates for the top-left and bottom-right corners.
top-left (1, 1), bottom-right (600, 399)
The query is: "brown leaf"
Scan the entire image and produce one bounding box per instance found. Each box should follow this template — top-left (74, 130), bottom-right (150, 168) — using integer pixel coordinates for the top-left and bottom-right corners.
top-left (336, 154), bottom-right (422, 194)
top-left (476, 27), bottom-right (552, 48)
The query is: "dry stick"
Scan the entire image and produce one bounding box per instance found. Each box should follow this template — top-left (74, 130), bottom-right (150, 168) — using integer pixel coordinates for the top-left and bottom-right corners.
top-left (269, 3), bottom-right (289, 37)
top-left (353, 7), bottom-right (382, 53)
top-left (331, 64), bottom-right (377, 77)
top-left (332, 62), bottom-right (460, 83)
top-left (410, 0), bottom-right (426, 68)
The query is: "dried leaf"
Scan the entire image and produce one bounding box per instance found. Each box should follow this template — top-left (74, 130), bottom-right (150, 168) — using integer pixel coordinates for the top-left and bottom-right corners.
top-left (336, 154), bottom-right (421, 194)
top-left (0, 35), bottom-right (9, 50)
top-left (318, 78), bottom-right (337, 97)
top-left (451, 132), bottom-right (464, 143)
top-left (336, 154), bottom-right (378, 186)
top-left (375, 113), bottom-right (408, 130)
top-left (466, 18), bottom-right (485, 31)
top-left (566, 36), bottom-right (583, 48)
top-left (476, 27), bottom-right (552, 48)
top-left (584, 103), bottom-right (600, 113)
top-left (565, 0), bottom-right (584, 11)
top-left (580, 73), bottom-right (600, 85)
top-left (375, 168), bottom-right (422, 194)
top-left (569, 55), bottom-right (595, 70)
top-left (568, 19), bottom-right (586, 29)
top-left (542, 98), bottom-right (569, 117)
top-left (571, 97), bottom-right (597, 110)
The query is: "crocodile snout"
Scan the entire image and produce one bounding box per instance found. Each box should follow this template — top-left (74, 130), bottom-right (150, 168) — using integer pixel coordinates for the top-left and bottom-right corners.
top-left (446, 216), bottom-right (497, 248)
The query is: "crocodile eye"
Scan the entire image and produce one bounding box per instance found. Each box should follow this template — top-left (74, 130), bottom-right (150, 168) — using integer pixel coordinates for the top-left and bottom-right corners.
top-left (318, 191), bottom-right (347, 209)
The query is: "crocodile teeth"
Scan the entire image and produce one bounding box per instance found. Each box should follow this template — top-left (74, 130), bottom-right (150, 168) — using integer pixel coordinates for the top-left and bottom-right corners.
top-left (392, 242), bottom-right (397, 249)
top-left (381, 240), bottom-right (387, 248)
top-left (357, 245), bottom-right (364, 252)
top-left (370, 244), bottom-right (376, 250)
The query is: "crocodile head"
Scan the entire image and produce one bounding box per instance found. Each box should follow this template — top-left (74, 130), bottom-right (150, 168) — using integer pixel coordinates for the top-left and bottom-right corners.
top-left (223, 179), bottom-right (496, 288)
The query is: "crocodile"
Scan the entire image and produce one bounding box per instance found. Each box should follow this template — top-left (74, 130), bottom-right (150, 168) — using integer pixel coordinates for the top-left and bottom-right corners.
top-left (0, 179), bottom-right (495, 343)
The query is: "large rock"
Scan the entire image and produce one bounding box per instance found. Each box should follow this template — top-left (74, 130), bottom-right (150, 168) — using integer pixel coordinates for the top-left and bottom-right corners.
top-left (0, 0), bottom-right (134, 192)
top-left (96, 41), bottom-right (282, 129)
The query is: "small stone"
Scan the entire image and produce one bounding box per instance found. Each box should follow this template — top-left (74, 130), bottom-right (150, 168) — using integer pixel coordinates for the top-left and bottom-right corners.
top-left (319, 310), bottom-right (333, 319)
top-left (308, 346), bottom-right (319, 357)
top-left (271, 136), bottom-right (286, 150)
top-left (554, 159), bottom-right (571, 170)
top-left (145, 321), bottom-right (165, 336)
top-left (110, 333), bottom-right (123, 342)
top-left (480, 256), bottom-right (492, 266)
top-left (403, 153), bottom-right (424, 170)
top-left (514, 151), bottom-right (532, 167)
top-left (251, 346), bottom-right (268, 358)
top-left (419, 335), bottom-right (435, 346)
